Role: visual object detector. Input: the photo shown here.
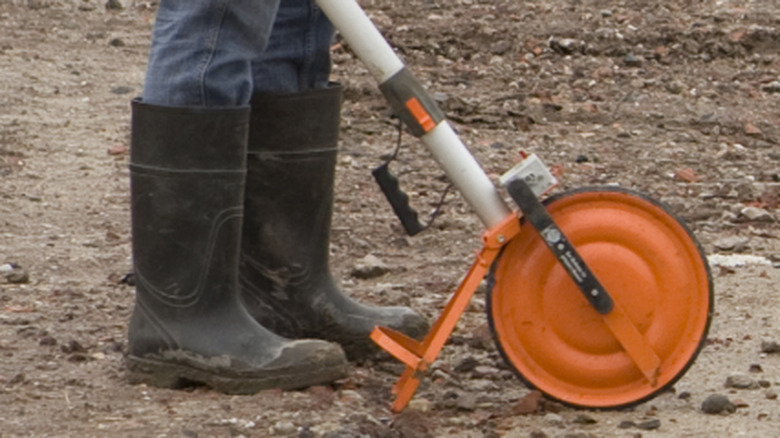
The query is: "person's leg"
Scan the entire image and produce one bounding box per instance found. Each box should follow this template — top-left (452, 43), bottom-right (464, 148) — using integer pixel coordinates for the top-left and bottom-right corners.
top-left (241, 0), bottom-right (428, 359)
top-left (251, 0), bottom-right (333, 93)
top-left (143, 0), bottom-right (280, 107)
top-left (127, 0), bottom-right (349, 393)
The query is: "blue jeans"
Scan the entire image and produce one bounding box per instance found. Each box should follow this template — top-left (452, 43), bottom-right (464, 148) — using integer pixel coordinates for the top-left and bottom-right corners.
top-left (142, 0), bottom-right (334, 107)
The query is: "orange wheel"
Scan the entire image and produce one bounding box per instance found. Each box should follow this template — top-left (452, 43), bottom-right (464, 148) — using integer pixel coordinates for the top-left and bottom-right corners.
top-left (487, 187), bottom-right (712, 408)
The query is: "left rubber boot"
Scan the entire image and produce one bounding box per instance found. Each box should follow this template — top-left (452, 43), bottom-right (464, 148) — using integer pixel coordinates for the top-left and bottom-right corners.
top-left (239, 85), bottom-right (429, 359)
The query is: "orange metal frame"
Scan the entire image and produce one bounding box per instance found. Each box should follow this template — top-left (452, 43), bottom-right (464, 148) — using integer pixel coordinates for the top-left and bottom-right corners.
top-left (371, 210), bottom-right (662, 412)
top-left (370, 212), bottom-right (521, 412)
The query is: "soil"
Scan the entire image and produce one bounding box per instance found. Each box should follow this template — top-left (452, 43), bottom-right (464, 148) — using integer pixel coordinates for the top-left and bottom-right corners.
top-left (1, 0), bottom-right (779, 437)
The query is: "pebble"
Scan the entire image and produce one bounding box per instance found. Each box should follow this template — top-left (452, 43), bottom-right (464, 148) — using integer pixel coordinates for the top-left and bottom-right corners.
top-left (739, 206), bottom-right (775, 222)
top-left (513, 390), bottom-right (542, 415)
top-left (105, 0), bottom-right (124, 10)
top-left (549, 38), bottom-right (584, 55)
top-left (407, 398), bottom-right (432, 412)
top-left (543, 413), bottom-right (565, 427)
top-left (761, 340), bottom-right (780, 354)
top-left (454, 356), bottom-right (480, 373)
top-left (623, 53), bottom-right (642, 67)
top-left (636, 419), bottom-right (662, 430)
top-left (725, 373), bottom-right (760, 390)
top-left (456, 393), bottom-right (477, 411)
top-left (111, 86), bottom-right (134, 95)
top-left (350, 254), bottom-right (389, 279)
top-left (472, 365), bottom-right (500, 378)
top-left (701, 394), bottom-right (736, 414)
top-left (665, 80), bottom-right (685, 94)
top-left (1, 263), bottom-right (30, 284)
top-left (271, 420), bottom-right (297, 436)
top-left (572, 414), bottom-right (597, 424)
top-left (762, 81), bottom-right (780, 93)
top-left (713, 235), bottom-right (750, 252)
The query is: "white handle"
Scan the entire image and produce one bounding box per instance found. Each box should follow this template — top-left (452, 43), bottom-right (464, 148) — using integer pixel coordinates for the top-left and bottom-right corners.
top-left (317, 0), bottom-right (512, 228)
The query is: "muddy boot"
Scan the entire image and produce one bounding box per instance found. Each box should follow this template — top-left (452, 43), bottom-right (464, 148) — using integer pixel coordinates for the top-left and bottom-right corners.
top-left (126, 100), bottom-right (348, 394)
top-left (239, 86), bottom-right (429, 359)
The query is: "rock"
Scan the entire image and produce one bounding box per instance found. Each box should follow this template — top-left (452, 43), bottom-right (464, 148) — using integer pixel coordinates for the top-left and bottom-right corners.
top-left (725, 373), bottom-right (760, 390)
top-left (392, 409), bottom-right (434, 438)
top-left (513, 390), bottom-right (543, 415)
top-left (701, 394), bottom-right (736, 414)
top-left (472, 365), bottom-right (500, 379)
top-left (1, 263), bottom-right (30, 284)
top-left (456, 393), bottom-right (477, 411)
top-left (761, 340), bottom-right (780, 353)
top-left (271, 420), bottom-right (297, 435)
top-left (713, 235), bottom-right (750, 252)
top-left (623, 53), bottom-right (642, 67)
top-left (636, 419), bottom-right (661, 430)
top-left (543, 413), bottom-right (565, 427)
top-left (454, 356), bottom-right (480, 373)
top-left (350, 254), bottom-right (389, 279)
top-left (665, 80), bottom-right (685, 94)
top-left (739, 206), bottom-right (774, 222)
top-left (111, 86), bottom-right (134, 95)
top-left (407, 398), bottom-right (432, 412)
top-left (39, 336), bottom-right (57, 346)
top-left (572, 414), bottom-right (597, 425)
top-left (762, 81), bottom-right (780, 93)
top-left (618, 420), bottom-right (635, 429)
top-left (549, 38), bottom-right (584, 55)
top-left (105, 0), bottom-right (123, 10)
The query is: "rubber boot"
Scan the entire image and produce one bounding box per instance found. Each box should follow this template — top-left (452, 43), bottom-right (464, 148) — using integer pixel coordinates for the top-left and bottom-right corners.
top-left (239, 86), bottom-right (429, 359)
top-left (126, 100), bottom-right (348, 394)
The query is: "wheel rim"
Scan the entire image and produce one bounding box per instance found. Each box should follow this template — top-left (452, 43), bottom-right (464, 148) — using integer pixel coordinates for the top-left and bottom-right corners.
top-left (488, 187), bottom-right (712, 408)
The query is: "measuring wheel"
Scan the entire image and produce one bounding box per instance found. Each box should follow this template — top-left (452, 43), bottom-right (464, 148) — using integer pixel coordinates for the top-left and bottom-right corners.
top-left (487, 187), bottom-right (712, 408)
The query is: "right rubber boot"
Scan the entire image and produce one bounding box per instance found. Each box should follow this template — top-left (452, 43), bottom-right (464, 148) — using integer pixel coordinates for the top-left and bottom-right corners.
top-left (126, 100), bottom-right (348, 394)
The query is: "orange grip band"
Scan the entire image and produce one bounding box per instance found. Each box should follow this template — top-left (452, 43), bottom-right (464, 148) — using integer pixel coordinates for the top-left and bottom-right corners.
top-left (405, 97), bottom-right (436, 132)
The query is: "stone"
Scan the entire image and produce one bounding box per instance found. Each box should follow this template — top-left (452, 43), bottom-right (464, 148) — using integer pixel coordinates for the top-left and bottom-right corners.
top-left (572, 414), bottom-right (597, 424)
top-left (636, 419), bottom-right (661, 430)
top-left (454, 356), bottom-right (480, 373)
top-left (739, 206), bottom-right (774, 222)
top-left (761, 340), bottom-right (780, 353)
top-left (713, 235), bottom-right (750, 252)
top-left (623, 53), bottom-right (642, 67)
top-left (543, 413), bottom-right (565, 427)
top-left (724, 374), bottom-right (760, 390)
top-left (350, 254), bottom-right (390, 279)
top-left (701, 394), bottom-right (736, 414)
top-left (513, 390), bottom-right (542, 415)
top-left (456, 393), bottom-right (477, 411)
top-left (665, 80), bottom-right (685, 94)
top-left (762, 81), bottom-right (780, 93)
top-left (272, 421), bottom-right (297, 436)
top-left (105, 0), bottom-right (123, 10)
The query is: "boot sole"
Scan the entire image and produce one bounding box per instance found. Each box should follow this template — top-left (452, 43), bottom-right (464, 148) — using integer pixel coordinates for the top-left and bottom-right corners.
top-left (125, 355), bottom-right (349, 394)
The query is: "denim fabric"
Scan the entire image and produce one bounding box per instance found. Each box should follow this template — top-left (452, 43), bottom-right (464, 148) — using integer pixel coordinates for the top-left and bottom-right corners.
top-left (142, 0), bottom-right (334, 107)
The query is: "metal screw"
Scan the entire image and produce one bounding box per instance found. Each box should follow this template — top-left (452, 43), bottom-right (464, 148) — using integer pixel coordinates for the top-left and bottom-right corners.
top-left (497, 234), bottom-right (505, 243)
top-left (591, 289), bottom-right (599, 297)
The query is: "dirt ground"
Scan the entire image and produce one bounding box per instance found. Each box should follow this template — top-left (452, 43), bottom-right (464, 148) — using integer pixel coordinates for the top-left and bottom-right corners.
top-left (1, 0), bottom-right (779, 436)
